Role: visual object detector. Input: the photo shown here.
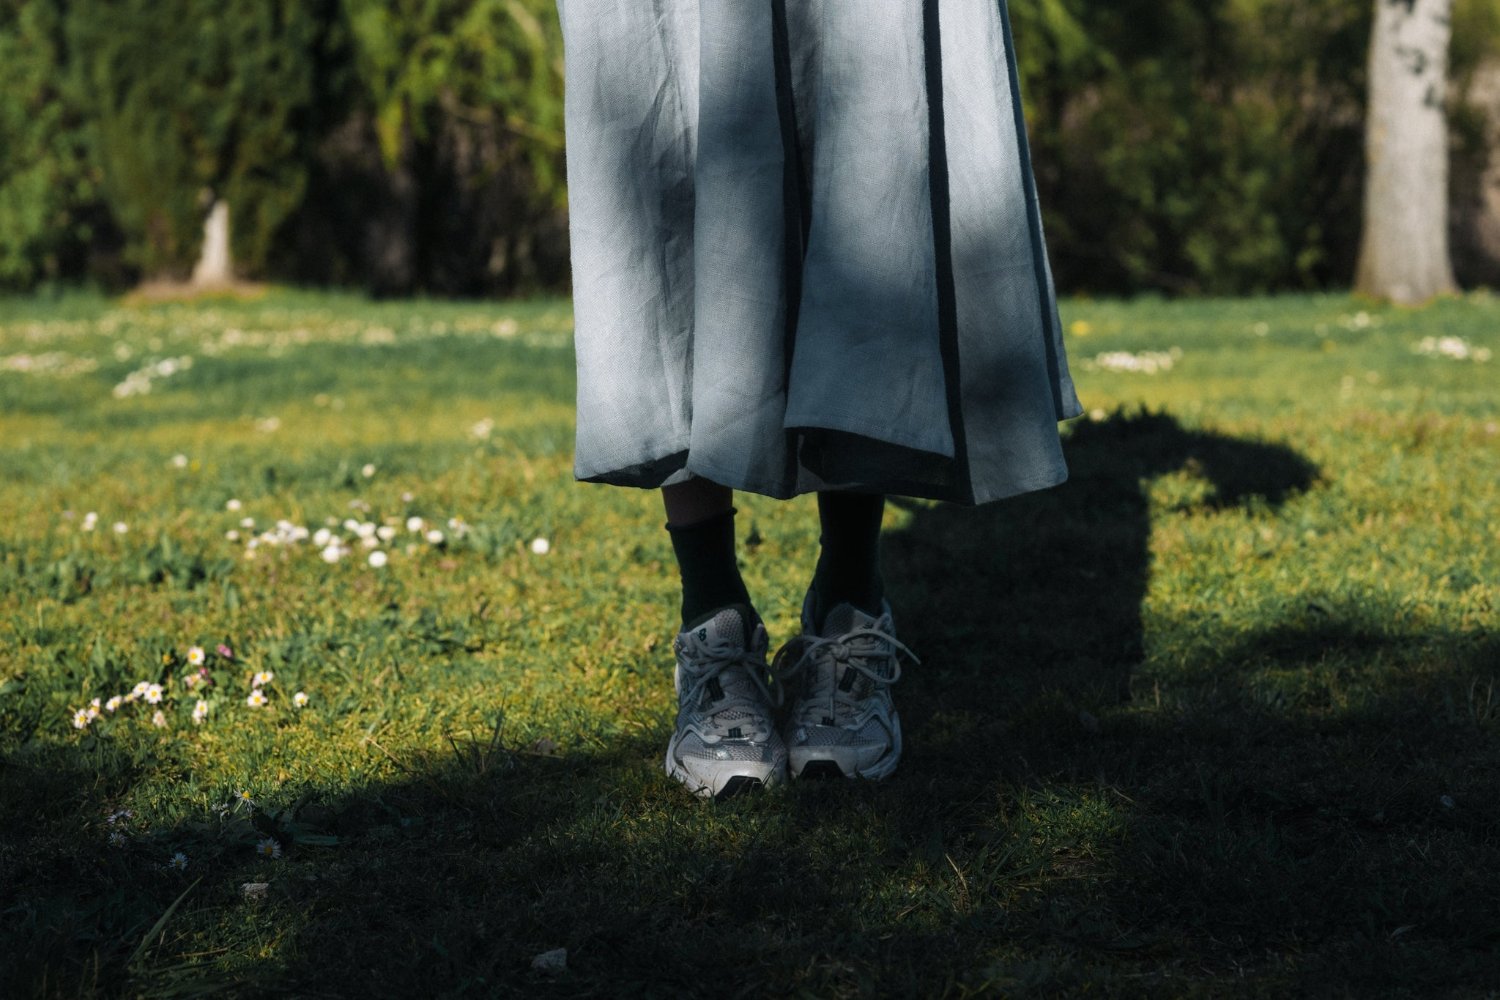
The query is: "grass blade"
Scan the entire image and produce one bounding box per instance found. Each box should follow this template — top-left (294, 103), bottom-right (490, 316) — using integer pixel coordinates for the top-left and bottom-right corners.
top-left (127, 876), bottom-right (203, 968)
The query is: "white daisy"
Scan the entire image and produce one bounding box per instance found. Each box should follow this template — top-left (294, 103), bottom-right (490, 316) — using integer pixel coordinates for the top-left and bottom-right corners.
top-left (72, 708), bottom-right (91, 729)
top-left (112, 522), bottom-right (128, 534)
top-left (246, 689), bottom-right (267, 708)
top-left (169, 852), bottom-right (188, 871)
top-left (144, 684), bottom-right (164, 705)
top-left (361, 463), bottom-right (376, 478)
top-left (256, 837), bottom-right (282, 860)
top-left (293, 691), bottom-right (309, 708)
top-left (252, 670), bottom-right (274, 686)
top-left (376, 525), bottom-right (397, 542)
top-left (425, 528), bottom-right (445, 545)
top-left (530, 537), bottom-right (550, 555)
top-left (192, 700), bottom-right (209, 724)
top-left (226, 498), bottom-right (242, 511)
top-left (105, 695), bottom-right (123, 712)
top-left (187, 646), bottom-right (205, 666)
top-left (368, 551), bottom-right (388, 568)
top-left (406, 515), bottom-right (425, 533)
top-left (151, 710), bottom-right (167, 728)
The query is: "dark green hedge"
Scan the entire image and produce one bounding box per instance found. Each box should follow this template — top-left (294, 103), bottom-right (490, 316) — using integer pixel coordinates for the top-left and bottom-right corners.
top-left (1, 0), bottom-right (1496, 296)
top-left (0, 0), bottom-right (566, 296)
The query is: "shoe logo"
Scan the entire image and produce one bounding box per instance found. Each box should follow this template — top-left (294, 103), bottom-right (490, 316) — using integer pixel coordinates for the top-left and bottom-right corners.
top-left (697, 628), bottom-right (708, 642)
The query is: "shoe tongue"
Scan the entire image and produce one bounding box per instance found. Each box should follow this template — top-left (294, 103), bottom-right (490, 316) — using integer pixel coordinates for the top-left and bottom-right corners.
top-left (711, 607), bottom-right (747, 645)
top-left (819, 602), bottom-right (876, 638)
top-left (690, 604), bottom-right (755, 646)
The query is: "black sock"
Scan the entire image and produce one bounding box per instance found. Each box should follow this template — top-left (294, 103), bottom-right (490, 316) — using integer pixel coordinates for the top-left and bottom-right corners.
top-left (666, 508), bottom-right (754, 630)
top-left (809, 492), bottom-right (885, 630)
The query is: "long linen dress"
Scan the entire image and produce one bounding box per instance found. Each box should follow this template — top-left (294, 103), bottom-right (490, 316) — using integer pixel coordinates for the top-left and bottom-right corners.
top-left (558, 0), bottom-right (1082, 506)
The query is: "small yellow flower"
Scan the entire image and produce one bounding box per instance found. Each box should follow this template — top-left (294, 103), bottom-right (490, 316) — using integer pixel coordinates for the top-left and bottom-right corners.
top-left (1069, 319), bottom-right (1093, 337)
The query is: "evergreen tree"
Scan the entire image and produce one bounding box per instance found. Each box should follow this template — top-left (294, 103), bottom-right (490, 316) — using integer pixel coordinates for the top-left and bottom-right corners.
top-left (64, 0), bottom-right (324, 279)
top-left (0, 1), bottom-right (110, 290)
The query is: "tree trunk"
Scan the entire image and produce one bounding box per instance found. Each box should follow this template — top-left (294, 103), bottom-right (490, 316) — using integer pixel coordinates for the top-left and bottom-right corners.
top-left (1355, 0), bottom-right (1458, 304)
top-left (191, 197), bottom-right (233, 286)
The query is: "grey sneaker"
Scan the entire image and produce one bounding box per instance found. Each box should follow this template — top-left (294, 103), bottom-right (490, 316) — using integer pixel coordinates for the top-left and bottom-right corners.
top-left (775, 597), bottom-right (915, 781)
top-left (665, 605), bottom-right (787, 800)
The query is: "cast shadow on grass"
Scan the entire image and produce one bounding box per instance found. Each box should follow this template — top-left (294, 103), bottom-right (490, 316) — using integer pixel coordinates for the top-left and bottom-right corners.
top-left (885, 407), bottom-right (1323, 708)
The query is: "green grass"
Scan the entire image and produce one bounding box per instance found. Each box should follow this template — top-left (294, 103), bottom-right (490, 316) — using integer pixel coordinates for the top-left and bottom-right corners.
top-left (1, 286), bottom-right (1496, 997)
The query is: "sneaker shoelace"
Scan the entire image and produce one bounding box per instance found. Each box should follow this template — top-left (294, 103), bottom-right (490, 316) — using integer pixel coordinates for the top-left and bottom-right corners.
top-left (772, 625), bottom-right (917, 730)
top-left (677, 633), bottom-right (779, 742)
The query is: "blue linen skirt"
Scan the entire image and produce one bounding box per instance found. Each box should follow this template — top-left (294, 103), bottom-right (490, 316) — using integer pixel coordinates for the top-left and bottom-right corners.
top-left (558, 0), bottom-right (1082, 505)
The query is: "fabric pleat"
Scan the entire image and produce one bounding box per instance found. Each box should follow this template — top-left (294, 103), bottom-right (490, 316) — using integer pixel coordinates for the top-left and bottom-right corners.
top-left (558, 0), bottom-right (1082, 505)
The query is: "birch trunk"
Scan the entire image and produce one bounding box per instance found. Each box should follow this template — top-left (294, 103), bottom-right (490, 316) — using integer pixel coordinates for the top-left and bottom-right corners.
top-left (191, 198), bottom-right (233, 287)
top-left (1356, 0), bottom-right (1457, 304)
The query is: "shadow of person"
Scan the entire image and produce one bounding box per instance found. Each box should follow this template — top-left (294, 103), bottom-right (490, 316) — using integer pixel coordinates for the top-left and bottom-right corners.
top-left (882, 408), bottom-right (1319, 774)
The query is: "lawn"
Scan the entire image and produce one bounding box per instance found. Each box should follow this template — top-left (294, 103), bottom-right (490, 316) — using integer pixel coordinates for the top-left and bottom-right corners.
top-left (1, 287), bottom-right (1496, 997)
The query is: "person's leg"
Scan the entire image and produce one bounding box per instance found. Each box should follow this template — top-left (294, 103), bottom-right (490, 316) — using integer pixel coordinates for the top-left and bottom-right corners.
top-left (662, 479), bottom-right (754, 629)
top-left (807, 491), bottom-right (886, 631)
top-left (783, 491), bottom-right (908, 781)
top-left (661, 478), bottom-right (785, 798)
